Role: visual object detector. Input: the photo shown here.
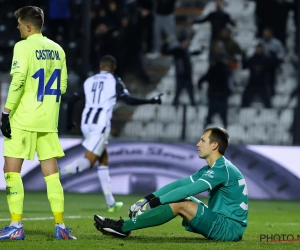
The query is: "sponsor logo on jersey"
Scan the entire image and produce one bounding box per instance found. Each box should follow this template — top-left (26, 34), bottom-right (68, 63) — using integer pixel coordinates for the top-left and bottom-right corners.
top-left (12, 61), bottom-right (20, 70)
top-left (203, 170), bottom-right (214, 178)
top-left (35, 50), bottom-right (61, 60)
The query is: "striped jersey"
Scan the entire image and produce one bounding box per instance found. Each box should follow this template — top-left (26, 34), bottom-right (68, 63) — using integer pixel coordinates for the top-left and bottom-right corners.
top-left (81, 71), bottom-right (129, 127)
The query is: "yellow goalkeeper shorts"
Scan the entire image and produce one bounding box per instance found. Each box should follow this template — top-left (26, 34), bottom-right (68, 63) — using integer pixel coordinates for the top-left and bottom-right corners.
top-left (4, 127), bottom-right (64, 160)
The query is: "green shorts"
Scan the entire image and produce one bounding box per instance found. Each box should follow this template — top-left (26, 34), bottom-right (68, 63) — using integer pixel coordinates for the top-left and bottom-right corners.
top-left (182, 197), bottom-right (246, 241)
top-left (4, 127), bottom-right (64, 160)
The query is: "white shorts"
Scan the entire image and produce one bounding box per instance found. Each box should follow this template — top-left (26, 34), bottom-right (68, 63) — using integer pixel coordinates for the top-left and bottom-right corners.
top-left (81, 124), bottom-right (110, 156)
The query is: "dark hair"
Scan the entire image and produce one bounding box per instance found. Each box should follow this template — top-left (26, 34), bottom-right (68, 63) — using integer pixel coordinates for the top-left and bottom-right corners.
top-left (14, 6), bottom-right (44, 30)
top-left (100, 55), bottom-right (116, 70)
top-left (204, 127), bottom-right (229, 155)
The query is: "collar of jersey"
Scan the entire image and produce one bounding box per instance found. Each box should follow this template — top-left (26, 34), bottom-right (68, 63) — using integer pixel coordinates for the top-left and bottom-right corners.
top-left (27, 33), bottom-right (44, 40)
top-left (211, 156), bottom-right (225, 168)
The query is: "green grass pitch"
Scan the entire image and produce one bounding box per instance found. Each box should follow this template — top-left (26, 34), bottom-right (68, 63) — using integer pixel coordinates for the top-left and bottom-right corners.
top-left (0, 191), bottom-right (299, 250)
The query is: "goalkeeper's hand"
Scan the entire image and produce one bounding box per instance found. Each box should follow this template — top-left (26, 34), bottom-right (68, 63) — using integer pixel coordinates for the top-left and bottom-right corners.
top-left (1, 113), bottom-right (11, 139)
top-left (136, 202), bottom-right (151, 217)
top-left (128, 198), bottom-right (148, 219)
top-left (149, 93), bottom-right (163, 104)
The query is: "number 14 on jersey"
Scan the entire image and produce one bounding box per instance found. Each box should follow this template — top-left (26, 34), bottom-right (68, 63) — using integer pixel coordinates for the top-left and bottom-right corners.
top-left (32, 68), bottom-right (61, 102)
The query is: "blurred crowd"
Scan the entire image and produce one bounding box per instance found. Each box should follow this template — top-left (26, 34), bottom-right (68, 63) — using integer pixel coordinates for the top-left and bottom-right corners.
top-left (192, 0), bottom-right (297, 128)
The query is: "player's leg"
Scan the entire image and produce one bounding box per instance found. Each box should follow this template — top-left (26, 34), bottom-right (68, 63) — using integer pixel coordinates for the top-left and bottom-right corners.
top-left (95, 198), bottom-right (244, 241)
top-left (37, 132), bottom-right (76, 240)
top-left (0, 128), bottom-right (38, 240)
top-left (94, 200), bottom-right (197, 238)
top-left (59, 124), bottom-right (102, 175)
top-left (97, 148), bottom-right (123, 212)
top-left (180, 197), bottom-right (245, 241)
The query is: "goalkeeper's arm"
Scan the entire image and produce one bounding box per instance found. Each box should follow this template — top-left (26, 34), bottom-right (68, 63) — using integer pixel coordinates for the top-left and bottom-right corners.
top-left (153, 177), bottom-right (193, 197)
top-left (129, 177), bottom-right (192, 218)
top-left (136, 177), bottom-right (192, 207)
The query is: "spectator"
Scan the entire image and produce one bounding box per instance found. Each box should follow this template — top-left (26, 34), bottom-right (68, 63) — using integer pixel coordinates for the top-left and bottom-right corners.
top-left (92, 0), bottom-right (126, 77)
top-left (193, 0), bottom-right (235, 44)
top-left (264, 0), bottom-right (293, 47)
top-left (124, 0), bottom-right (152, 83)
top-left (249, 0), bottom-right (273, 37)
top-left (137, 0), bottom-right (154, 54)
top-left (241, 44), bottom-right (272, 108)
top-left (259, 27), bottom-right (285, 96)
top-left (162, 32), bottom-right (202, 106)
top-left (91, 8), bottom-right (110, 69)
top-left (198, 41), bottom-right (231, 128)
top-left (218, 27), bottom-right (243, 69)
top-left (147, 0), bottom-right (178, 60)
top-left (103, 0), bottom-right (126, 77)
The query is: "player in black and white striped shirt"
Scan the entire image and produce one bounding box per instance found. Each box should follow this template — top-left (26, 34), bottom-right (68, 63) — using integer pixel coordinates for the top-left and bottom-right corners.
top-left (60, 55), bottom-right (163, 212)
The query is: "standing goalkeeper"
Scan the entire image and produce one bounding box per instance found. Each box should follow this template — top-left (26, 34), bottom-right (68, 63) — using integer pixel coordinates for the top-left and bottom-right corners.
top-left (94, 127), bottom-right (248, 241)
top-left (0, 6), bottom-right (76, 240)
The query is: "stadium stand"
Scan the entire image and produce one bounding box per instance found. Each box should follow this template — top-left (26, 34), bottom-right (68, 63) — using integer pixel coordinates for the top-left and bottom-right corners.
top-left (0, 0), bottom-right (298, 145)
top-left (119, 0), bottom-right (298, 145)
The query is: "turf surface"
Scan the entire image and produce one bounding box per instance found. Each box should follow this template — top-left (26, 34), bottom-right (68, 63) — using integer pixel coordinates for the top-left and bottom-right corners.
top-left (0, 191), bottom-right (299, 250)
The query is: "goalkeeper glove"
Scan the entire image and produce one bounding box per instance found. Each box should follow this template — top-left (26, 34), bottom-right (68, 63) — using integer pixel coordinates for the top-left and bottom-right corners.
top-left (1, 113), bottom-right (11, 139)
top-left (128, 193), bottom-right (155, 219)
top-left (149, 93), bottom-right (163, 104)
top-left (136, 202), bottom-right (152, 217)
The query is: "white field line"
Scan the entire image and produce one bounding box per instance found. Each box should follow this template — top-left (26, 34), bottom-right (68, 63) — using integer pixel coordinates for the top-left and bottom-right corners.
top-left (0, 215), bottom-right (87, 221)
top-left (0, 215), bottom-right (120, 222)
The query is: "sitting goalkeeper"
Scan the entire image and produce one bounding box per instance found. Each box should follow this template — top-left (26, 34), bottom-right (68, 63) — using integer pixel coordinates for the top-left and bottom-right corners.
top-left (94, 127), bottom-right (248, 241)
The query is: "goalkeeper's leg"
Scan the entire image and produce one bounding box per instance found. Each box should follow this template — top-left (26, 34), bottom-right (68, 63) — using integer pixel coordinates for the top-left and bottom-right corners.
top-left (122, 200), bottom-right (198, 232)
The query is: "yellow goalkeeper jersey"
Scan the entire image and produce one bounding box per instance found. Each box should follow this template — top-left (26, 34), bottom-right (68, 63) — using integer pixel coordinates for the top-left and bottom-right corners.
top-left (6, 33), bottom-right (67, 132)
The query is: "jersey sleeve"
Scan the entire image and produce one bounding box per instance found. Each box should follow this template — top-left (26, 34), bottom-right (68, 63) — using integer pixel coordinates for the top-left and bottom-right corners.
top-left (115, 76), bottom-right (129, 98)
top-left (6, 42), bottom-right (29, 111)
top-left (153, 177), bottom-right (193, 197)
top-left (157, 167), bottom-right (211, 204)
top-left (60, 50), bottom-right (67, 94)
top-left (159, 178), bottom-right (210, 204)
top-left (10, 41), bottom-right (29, 76)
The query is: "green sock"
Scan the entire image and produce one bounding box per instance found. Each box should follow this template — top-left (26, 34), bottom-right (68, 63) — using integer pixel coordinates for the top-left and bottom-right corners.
top-left (122, 204), bottom-right (174, 232)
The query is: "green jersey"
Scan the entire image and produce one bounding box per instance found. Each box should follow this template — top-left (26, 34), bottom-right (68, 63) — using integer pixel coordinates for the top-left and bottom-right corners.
top-left (192, 156), bottom-right (248, 226)
top-left (6, 34), bottom-right (67, 132)
top-left (157, 156), bottom-right (248, 226)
